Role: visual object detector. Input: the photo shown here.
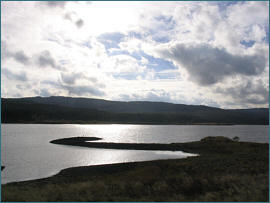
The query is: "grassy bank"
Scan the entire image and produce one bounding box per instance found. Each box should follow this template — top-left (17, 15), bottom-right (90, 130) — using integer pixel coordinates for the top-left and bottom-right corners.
top-left (1, 136), bottom-right (269, 202)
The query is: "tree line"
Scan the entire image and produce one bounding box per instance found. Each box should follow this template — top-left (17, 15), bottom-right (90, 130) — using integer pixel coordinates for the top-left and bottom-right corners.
top-left (1, 99), bottom-right (268, 125)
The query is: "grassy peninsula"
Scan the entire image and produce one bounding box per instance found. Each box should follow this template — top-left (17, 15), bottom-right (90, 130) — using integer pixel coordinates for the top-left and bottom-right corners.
top-left (1, 136), bottom-right (268, 202)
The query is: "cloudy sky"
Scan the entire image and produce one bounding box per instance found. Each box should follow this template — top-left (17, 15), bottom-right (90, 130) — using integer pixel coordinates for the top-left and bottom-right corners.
top-left (1, 1), bottom-right (269, 109)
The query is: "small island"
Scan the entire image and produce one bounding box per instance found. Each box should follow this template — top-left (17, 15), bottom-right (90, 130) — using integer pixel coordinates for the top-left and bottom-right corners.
top-left (2, 136), bottom-right (268, 202)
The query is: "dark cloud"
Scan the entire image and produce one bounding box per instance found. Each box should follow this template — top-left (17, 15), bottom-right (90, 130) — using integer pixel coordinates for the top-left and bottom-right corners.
top-left (64, 12), bottom-right (84, 29)
top-left (40, 79), bottom-right (105, 97)
top-left (41, 80), bottom-right (58, 86)
top-left (34, 88), bottom-right (51, 97)
top-left (1, 41), bottom-right (29, 65)
top-left (37, 50), bottom-right (58, 68)
top-left (155, 43), bottom-right (268, 86)
top-left (63, 85), bottom-right (106, 97)
top-left (2, 68), bottom-right (28, 82)
top-left (118, 94), bottom-right (132, 101)
top-left (1, 41), bottom-right (9, 59)
top-left (61, 73), bottom-right (82, 85)
top-left (76, 19), bottom-right (84, 29)
top-left (61, 72), bottom-right (98, 85)
top-left (14, 51), bottom-right (29, 65)
top-left (42, 1), bottom-right (68, 8)
top-left (214, 79), bottom-right (269, 105)
top-left (16, 84), bottom-right (28, 91)
top-left (64, 12), bottom-right (75, 21)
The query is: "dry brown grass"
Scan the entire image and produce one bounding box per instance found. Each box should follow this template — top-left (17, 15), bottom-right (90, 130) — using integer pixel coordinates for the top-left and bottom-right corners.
top-left (1, 136), bottom-right (269, 202)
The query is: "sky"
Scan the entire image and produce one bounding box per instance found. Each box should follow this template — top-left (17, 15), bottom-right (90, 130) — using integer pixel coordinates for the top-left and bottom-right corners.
top-left (1, 1), bottom-right (269, 109)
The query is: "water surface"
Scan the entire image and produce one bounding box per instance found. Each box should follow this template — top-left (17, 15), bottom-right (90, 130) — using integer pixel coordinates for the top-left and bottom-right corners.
top-left (1, 124), bottom-right (268, 184)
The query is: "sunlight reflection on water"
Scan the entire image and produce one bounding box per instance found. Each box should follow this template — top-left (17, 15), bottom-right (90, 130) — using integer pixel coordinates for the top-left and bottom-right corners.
top-left (1, 124), bottom-right (268, 184)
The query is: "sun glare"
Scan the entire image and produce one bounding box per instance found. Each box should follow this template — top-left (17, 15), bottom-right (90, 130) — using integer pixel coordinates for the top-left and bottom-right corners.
top-left (76, 2), bottom-right (138, 36)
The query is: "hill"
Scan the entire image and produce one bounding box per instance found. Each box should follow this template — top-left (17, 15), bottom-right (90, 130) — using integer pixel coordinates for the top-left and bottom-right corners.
top-left (1, 96), bottom-right (269, 124)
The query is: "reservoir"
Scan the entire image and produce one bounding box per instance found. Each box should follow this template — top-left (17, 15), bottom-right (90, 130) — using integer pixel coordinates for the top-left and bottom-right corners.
top-left (1, 124), bottom-right (268, 184)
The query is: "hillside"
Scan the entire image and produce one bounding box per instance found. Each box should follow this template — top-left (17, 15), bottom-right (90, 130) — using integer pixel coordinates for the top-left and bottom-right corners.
top-left (1, 96), bottom-right (269, 124)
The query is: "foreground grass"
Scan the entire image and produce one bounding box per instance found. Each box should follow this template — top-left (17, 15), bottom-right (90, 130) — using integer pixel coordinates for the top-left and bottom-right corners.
top-left (1, 136), bottom-right (269, 202)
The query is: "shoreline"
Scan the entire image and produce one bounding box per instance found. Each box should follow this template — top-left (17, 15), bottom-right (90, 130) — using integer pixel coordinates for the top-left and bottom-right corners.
top-left (2, 136), bottom-right (229, 186)
top-left (2, 136), bottom-right (269, 202)
top-left (2, 122), bottom-right (269, 125)
top-left (50, 136), bottom-right (202, 153)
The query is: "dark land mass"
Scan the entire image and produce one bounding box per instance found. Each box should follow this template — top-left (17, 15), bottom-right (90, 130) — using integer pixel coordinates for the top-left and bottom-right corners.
top-left (1, 96), bottom-right (269, 124)
top-left (50, 136), bottom-right (225, 153)
top-left (51, 137), bottom-right (103, 143)
top-left (1, 136), bottom-right (269, 202)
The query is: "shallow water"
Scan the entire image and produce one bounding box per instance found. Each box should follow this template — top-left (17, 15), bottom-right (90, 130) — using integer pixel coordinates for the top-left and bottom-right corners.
top-left (1, 124), bottom-right (268, 184)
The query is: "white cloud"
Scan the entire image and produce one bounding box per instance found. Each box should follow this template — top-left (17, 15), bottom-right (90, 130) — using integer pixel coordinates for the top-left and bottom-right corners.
top-left (244, 24), bottom-right (267, 43)
top-left (140, 57), bottom-right (149, 65)
top-left (1, 1), bottom-right (268, 109)
top-left (107, 54), bottom-right (146, 74)
top-left (226, 1), bottom-right (269, 28)
top-left (118, 38), bottom-right (142, 54)
top-left (188, 3), bottom-right (221, 41)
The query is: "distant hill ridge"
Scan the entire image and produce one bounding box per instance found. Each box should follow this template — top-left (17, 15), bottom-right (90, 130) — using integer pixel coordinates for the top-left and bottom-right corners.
top-left (1, 96), bottom-right (269, 125)
top-left (4, 96), bottom-right (222, 113)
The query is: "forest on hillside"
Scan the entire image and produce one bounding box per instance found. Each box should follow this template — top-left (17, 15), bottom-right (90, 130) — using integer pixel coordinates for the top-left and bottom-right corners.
top-left (1, 97), bottom-right (268, 125)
